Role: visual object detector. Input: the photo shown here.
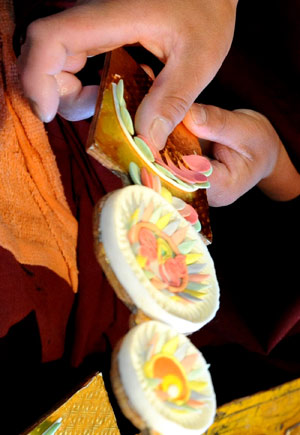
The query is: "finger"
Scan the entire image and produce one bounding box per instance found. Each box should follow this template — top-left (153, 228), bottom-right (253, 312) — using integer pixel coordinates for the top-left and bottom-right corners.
top-left (140, 64), bottom-right (155, 80)
top-left (183, 105), bottom-right (267, 207)
top-left (206, 143), bottom-right (254, 207)
top-left (56, 63), bottom-right (154, 121)
top-left (135, 51), bottom-right (219, 150)
top-left (55, 72), bottom-right (98, 121)
top-left (18, 3), bottom-right (139, 122)
top-left (206, 146), bottom-right (235, 207)
top-left (183, 104), bottom-right (260, 158)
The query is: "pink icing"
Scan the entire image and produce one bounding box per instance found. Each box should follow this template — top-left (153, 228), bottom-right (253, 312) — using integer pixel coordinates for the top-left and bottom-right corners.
top-left (141, 167), bottom-right (153, 189)
top-left (168, 157), bottom-right (208, 183)
top-left (181, 154), bottom-right (211, 173)
top-left (173, 254), bottom-right (188, 277)
top-left (152, 174), bottom-right (161, 193)
top-left (179, 204), bottom-right (199, 225)
top-left (139, 227), bottom-right (157, 262)
top-left (188, 274), bottom-right (210, 283)
top-left (136, 135), bottom-right (209, 186)
top-left (142, 201), bottom-right (154, 222)
top-left (184, 214), bottom-right (198, 226)
top-left (186, 399), bottom-right (205, 408)
top-left (159, 254), bottom-right (187, 288)
top-left (155, 390), bottom-right (169, 401)
top-left (140, 168), bottom-right (161, 193)
top-left (170, 226), bottom-right (188, 245)
top-left (138, 166), bottom-right (200, 229)
top-left (128, 224), bottom-right (139, 244)
top-left (150, 277), bottom-right (168, 290)
top-left (180, 354), bottom-right (198, 372)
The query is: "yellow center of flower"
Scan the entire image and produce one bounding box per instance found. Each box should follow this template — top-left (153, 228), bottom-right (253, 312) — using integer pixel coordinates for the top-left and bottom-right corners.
top-left (144, 354), bottom-right (190, 404)
top-left (162, 374), bottom-right (183, 399)
top-left (157, 237), bottom-right (174, 263)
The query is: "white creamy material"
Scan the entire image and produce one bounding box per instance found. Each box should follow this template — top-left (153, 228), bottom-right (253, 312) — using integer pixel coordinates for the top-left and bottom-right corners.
top-left (99, 185), bottom-right (219, 334)
top-left (118, 321), bottom-right (216, 434)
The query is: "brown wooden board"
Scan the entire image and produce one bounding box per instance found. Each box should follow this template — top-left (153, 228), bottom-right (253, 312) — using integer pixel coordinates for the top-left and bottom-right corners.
top-left (87, 48), bottom-right (212, 242)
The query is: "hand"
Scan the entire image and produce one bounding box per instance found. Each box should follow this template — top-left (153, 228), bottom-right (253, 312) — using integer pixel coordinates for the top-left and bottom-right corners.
top-left (183, 104), bottom-right (300, 206)
top-left (18, 0), bottom-right (238, 149)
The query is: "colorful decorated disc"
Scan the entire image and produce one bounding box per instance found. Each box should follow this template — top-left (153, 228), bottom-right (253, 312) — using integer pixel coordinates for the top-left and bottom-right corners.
top-left (116, 320), bottom-right (216, 434)
top-left (98, 185), bottom-right (219, 333)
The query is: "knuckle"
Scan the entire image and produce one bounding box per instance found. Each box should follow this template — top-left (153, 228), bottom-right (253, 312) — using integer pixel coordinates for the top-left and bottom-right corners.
top-left (162, 94), bottom-right (191, 123)
top-left (26, 16), bottom-right (56, 42)
top-left (26, 19), bottom-right (45, 41)
top-left (208, 106), bottom-right (228, 136)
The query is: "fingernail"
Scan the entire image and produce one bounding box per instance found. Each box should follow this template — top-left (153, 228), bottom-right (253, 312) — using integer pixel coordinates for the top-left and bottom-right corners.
top-left (190, 105), bottom-right (207, 125)
top-left (27, 98), bottom-right (43, 121)
top-left (150, 117), bottom-right (173, 150)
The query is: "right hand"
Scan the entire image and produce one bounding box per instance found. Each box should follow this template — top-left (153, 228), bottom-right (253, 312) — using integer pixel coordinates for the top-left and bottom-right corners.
top-left (183, 104), bottom-right (300, 205)
top-left (18, 0), bottom-right (238, 149)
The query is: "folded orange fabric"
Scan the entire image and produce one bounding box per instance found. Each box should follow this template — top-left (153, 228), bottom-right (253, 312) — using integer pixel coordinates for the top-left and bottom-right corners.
top-left (0, 0), bottom-right (78, 292)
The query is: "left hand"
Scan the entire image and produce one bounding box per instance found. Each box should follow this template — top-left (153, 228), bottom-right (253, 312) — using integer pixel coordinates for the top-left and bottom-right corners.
top-left (17, 0), bottom-right (237, 150)
top-left (183, 104), bottom-right (300, 206)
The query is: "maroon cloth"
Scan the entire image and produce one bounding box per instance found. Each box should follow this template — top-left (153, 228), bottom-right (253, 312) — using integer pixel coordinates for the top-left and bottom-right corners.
top-left (190, 0), bottom-right (300, 355)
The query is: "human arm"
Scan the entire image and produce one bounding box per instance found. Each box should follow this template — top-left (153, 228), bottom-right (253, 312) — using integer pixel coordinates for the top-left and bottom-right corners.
top-left (183, 104), bottom-right (300, 206)
top-left (18, 0), bottom-right (238, 150)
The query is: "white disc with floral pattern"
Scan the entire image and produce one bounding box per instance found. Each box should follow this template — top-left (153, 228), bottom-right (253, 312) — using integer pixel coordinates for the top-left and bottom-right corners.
top-left (99, 185), bottom-right (219, 333)
top-left (117, 320), bottom-right (216, 434)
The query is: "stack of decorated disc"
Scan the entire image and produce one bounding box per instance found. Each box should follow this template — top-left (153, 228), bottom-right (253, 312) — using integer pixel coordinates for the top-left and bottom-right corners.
top-left (90, 49), bottom-right (219, 435)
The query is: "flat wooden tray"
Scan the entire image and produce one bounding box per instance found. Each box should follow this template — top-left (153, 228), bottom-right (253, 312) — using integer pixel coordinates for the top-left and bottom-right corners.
top-left (86, 47), bottom-right (212, 242)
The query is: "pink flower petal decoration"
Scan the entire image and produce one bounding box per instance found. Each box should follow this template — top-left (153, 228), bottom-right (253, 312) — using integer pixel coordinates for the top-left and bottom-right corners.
top-left (152, 174), bottom-right (162, 193)
top-left (188, 274), bottom-right (210, 283)
top-left (183, 213), bottom-right (198, 226)
top-left (180, 353), bottom-right (198, 372)
top-left (142, 201), bottom-right (154, 221)
top-left (182, 154), bottom-right (212, 173)
top-left (154, 153), bottom-right (165, 166)
top-left (139, 227), bottom-right (157, 262)
top-left (156, 390), bottom-right (169, 401)
top-left (141, 167), bottom-right (154, 189)
top-left (179, 204), bottom-right (193, 218)
top-left (159, 255), bottom-right (187, 289)
top-left (165, 155), bottom-right (208, 183)
top-left (186, 399), bottom-right (205, 408)
top-left (179, 204), bottom-right (198, 225)
top-left (151, 277), bottom-right (168, 290)
top-left (177, 160), bottom-right (209, 183)
top-left (128, 224), bottom-right (139, 244)
top-left (159, 261), bottom-right (181, 287)
top-left (171, 226), bottom-right (188, 245)
top-left (173, 254), bottom-right (188, 277)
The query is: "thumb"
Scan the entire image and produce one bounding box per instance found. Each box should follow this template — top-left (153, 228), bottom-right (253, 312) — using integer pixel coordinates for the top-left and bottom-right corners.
top-left (183, 103), bottom-right (257, 158)
top-left (135, 56), bottom-right (216, 150)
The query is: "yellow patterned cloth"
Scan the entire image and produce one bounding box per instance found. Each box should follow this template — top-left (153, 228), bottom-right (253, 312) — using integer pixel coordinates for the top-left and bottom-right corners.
top-left (27, 373), bottom-right (120, 434)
